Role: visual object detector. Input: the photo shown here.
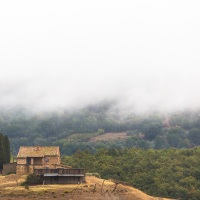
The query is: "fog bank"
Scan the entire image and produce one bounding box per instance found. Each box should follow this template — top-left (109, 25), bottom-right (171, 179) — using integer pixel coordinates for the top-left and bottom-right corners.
top-left (1, 1), bottom-right (200, 113)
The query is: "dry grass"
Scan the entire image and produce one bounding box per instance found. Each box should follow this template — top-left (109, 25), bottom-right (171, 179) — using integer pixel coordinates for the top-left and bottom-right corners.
top-left (0, 174), bottom-right (175, 200)
top-left (90, 132), bottom-right (131, 142)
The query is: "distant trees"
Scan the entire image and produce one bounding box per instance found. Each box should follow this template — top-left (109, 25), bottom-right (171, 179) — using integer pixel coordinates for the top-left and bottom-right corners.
top-left (142, 121), bottom-right (162, 140)
top-left (2, 104), bottom-right (200, 155)
top-left (63, 147), bottom-right (200, 200)
top-left (188, 128), bottom-right (200, 145)
top-left (0, 134), bottom-right (11, 171)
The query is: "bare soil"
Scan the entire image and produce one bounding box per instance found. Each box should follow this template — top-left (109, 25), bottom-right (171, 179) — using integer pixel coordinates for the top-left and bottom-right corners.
top-left (90, 132), bottom-right (131, 142)
top-left (0, 174), bottom-right (175, 200)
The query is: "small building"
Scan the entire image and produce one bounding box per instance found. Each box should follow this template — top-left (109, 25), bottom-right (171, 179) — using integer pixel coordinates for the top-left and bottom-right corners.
top-left (16, 146), bottom-right (61, 175)
top-left (34, 168), bottom-right (85, 184)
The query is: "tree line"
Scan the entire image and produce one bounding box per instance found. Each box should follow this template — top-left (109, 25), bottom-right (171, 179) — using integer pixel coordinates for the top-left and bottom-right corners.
top-left (0, 134), bottom-right (10, 171)
top-left (63, 147), bottom-right (200, 200)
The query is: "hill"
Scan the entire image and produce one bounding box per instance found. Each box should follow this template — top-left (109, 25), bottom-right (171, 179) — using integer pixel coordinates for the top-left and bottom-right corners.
top-left (1, 104), bottom-right (200, 155)
top-left (0, 174), bottom-right (174, 200)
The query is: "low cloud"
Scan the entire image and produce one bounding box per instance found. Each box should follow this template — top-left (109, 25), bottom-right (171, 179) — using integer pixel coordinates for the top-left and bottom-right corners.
top-left (1, 1), bottom-right (200, 113)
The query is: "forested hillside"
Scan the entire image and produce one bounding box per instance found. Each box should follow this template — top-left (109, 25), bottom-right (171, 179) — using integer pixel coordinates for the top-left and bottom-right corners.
top-left (0, 103), bottom-right (200, 155)
top-left (1, 104), bottom-right (200, 199)
top-left (63, 147), bottom-right (200, 200)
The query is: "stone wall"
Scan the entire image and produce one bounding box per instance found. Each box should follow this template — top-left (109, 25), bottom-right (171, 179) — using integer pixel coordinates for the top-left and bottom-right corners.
top-left (27, 165), bottom-right (34, 174)
top-left (48, 156), bottom-right (60, 165)
top-left (16, 155), bottom-right (61, 175)
top-left (2, 162), bottom-right (17, 174)
top-left (17, 158), bottom-right (26, 164)
top-left (16, 165), bottom-right (28, 175)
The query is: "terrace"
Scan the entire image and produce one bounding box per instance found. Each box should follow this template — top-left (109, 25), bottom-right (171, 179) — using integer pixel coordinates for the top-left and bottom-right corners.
top-left (34, 168), bottom-right (85, 184)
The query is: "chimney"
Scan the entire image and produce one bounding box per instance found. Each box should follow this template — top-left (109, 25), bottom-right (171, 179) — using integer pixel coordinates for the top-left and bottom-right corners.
top-left (35, 146), bottom-right (39, 151)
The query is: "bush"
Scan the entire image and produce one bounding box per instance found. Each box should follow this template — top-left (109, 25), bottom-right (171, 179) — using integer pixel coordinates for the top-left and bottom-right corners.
top-left (85, 172), bottom-right (101, 178)
top-left (21, 174), bottom-right (41, 186)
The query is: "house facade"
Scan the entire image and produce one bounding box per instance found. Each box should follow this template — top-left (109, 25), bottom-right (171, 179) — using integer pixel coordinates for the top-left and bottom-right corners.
top-left (16, 146), bottom-right (61, 175)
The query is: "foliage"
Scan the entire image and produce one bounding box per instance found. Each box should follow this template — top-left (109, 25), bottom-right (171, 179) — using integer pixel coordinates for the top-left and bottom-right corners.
top-left (63, 147), bottom-right (200, 200)
top-left (1, 104), bottom-right (200, 155)
top-left (85, 172), bottom-right (101, 178)
top-left (188, 128), bottom-right (200, 145)
top-left (1, 104), bottom-right (200, 199)
top-left (21, 174), bottom-right (41, 186)
top-left (0, 133), bottom-right (11, 170)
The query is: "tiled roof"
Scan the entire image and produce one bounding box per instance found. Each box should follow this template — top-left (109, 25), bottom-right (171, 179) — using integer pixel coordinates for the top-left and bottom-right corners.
top-left (17, 146), bottom-right (60, 158)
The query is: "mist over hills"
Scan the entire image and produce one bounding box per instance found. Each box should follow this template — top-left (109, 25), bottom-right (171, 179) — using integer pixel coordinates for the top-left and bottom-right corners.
top-left (0, 102), bottom-right (200, 156)
top-left (1, 103), bottom-right (200, 200)
top-left (1, 2), bottom-right (200, 200)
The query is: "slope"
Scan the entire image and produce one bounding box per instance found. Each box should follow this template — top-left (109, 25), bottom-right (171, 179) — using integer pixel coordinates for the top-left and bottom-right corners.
top-left (0, 174), bottom-right (175, 200)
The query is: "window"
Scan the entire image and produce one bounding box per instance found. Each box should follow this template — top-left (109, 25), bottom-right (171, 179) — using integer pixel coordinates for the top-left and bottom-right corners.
top-left (27, 158), bottom-right (31, 165)
top-left (33, 157), bottom-right (42, 165)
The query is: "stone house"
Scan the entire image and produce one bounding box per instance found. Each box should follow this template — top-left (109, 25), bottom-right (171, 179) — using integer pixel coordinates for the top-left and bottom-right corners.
top-left (16, 146), bottom-right (61, 175)
top-left (3, 146), bottom-right (85, 184)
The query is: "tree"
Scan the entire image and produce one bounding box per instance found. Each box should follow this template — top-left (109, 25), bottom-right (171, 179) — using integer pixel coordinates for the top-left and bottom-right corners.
top-left (4, 135), bottom-right (10, 163)
top-left (143, 122), bottom-right (162, 140)
top-left (0, 134), bottom-right (4, 170)
top-left (154, 136), bottom-right (168, 149)
top-left (188, 128), bottom-right (200, 146)
top-left (0, 134), bottom-right (11, 170)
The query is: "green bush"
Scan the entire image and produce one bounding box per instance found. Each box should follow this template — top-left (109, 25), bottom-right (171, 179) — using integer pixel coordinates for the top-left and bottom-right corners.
top-left (21, 174), bottom-right (41, 186)
top-left (85, 172), bottom-right (101, 178)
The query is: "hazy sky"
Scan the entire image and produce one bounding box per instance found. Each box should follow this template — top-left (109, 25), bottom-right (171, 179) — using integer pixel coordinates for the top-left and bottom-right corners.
top-left (1, 1), bottom-right (200, 112)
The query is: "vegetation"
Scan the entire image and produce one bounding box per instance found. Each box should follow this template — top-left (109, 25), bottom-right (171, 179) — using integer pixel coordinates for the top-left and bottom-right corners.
top-left (1, 103), bottom-right (200, 199)
top-left (63, 147), bottom-right (200, 200)
top-left (1, 103), bottom-right (200, 155)
top-left (0, 133), bottom-right (11, 170)
top-left (21, 174), bottom-right (41, 186)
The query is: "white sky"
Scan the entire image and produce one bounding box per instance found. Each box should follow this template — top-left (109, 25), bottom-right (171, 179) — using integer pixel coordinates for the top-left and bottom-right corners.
top-left (0, 0), bottom-right (200, 112)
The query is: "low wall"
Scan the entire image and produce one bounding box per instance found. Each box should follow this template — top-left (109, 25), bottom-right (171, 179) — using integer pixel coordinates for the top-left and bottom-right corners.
top-left (2, 162), bottom-right (17, 174)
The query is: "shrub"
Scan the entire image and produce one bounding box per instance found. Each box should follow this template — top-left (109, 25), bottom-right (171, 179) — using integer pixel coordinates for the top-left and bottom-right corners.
top-left (21, 174), bottom-right (41, 186)
top-left (85, 172), bottom-right (101, 178)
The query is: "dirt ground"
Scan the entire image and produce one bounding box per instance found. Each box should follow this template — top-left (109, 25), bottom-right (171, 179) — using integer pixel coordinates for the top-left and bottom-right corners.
top-left (90, 132), bottom-right (131, 142)
top-left (0, 174), bottom-right (175, 200)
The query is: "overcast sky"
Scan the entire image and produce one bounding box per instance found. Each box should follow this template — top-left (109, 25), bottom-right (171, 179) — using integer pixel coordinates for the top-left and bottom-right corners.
top-left (0, 0), bottom-right (200, 113)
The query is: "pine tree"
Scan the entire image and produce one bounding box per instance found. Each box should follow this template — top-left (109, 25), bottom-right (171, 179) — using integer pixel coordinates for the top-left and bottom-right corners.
top-left (0, 134), bottom-right (11, 171)
top-left (0, 134), bottom-right (4, 170)
top-left (4, 135), bottom-right (11, 163)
